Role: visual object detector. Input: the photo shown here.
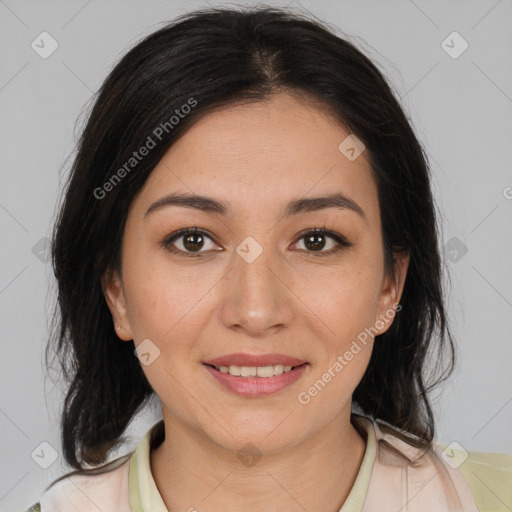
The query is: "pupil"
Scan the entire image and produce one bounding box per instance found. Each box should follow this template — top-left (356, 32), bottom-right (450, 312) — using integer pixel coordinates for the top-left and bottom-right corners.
top-left (305, 234), bottom-right (325, 251)
top-left (184, 233), bottom-right (203, 251)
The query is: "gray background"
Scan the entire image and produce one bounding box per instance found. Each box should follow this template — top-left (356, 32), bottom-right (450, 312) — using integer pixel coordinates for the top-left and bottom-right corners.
top-left (1, 0), bottom-right (511, 510)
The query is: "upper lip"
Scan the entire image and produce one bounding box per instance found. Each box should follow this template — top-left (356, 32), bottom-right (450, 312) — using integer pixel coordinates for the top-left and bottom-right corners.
top-left (203, 353), bottom-right (308, 367)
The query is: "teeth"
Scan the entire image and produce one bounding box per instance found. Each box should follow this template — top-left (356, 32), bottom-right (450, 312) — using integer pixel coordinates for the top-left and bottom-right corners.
top-left (216, 364), bottom-right (296, 377)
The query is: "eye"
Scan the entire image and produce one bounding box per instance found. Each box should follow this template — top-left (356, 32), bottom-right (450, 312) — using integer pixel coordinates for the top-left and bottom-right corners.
top-left (161, 227), bottom-right (352, 258)
top-left (292, 228), bottom-right (353, 256)
top-left (161, 227), bottom-right (219, 257)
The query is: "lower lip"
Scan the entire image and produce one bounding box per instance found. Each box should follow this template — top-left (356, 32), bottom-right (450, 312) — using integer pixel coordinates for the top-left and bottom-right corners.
top-left (203, 363), bottom-right (309, 397)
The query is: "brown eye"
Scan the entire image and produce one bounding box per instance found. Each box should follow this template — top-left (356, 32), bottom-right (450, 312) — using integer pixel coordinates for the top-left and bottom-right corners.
top-left (303, 232), bottom-right (329, 251)
top-left (162, 227), bottom-right (219, 257)
top-left (294, 228), bottom-right (352, 256)
top-left (182, 232), bottom-right (205, 252)
top-left (161, 226), bottom-right (352, 258)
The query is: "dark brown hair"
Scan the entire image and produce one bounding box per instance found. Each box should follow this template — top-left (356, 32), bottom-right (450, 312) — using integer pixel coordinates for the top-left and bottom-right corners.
top-left (48, 5), bottom-right (455, 471)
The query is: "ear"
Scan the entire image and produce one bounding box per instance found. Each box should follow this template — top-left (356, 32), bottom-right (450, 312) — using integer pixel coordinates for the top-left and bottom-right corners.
top-left (374, 251), bottom-right (409, 336)
top-left (101, 267), bottom-right (134, 341)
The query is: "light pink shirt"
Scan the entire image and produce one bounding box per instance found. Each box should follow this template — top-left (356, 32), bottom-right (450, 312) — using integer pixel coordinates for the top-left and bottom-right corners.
top-left (33, 412), bottom-right (510, 511)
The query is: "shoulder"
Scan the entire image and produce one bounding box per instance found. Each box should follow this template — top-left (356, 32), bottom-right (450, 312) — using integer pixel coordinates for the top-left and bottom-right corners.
top-left (448, 447), bottom-right (512, 511)
top-left (357, 413), bottom-right (511, 511)
top-left (26, 454), bottom-right (132, 512)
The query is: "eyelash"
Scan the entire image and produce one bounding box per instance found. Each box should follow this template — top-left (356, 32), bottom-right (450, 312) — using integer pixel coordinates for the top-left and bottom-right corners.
top-left (160, 226), bottom-right (353, 258)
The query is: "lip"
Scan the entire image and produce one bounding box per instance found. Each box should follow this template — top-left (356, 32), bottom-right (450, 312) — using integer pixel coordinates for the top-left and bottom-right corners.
top-left (203, 363), bottom-right (309, 397)
top-left (203, 353), bottom-right (307, 367)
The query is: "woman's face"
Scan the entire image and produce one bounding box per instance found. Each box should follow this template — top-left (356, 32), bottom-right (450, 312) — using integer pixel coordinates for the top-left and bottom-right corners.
top-left (103, 92), bottom-right (408, 453)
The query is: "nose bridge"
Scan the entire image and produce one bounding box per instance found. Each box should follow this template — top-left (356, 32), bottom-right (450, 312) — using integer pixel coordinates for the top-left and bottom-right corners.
top-left (236, 234), bottom-right (276, 289)
top-left (219, 234), bottom-right (293, 333)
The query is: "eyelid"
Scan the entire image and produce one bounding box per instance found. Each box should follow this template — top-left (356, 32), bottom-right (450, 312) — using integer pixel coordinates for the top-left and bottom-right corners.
top-left (161, 226), bottom-right (352, 257)
top-left (292, 227), bottom-right (353, 255)
top-left (161, 227), bottom-right (220, 257)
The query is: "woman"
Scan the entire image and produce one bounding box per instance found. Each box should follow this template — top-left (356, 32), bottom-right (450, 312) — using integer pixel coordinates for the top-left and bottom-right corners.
top-left (26, 5), bottom-right (511, 512)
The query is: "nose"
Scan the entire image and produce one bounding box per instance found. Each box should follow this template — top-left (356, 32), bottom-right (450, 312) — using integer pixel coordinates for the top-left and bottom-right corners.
top-left (218, 240), bottom-right (294, 337)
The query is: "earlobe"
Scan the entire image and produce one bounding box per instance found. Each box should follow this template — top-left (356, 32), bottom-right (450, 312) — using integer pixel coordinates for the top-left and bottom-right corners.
top-left (101, 268), bottom-right (133, 341)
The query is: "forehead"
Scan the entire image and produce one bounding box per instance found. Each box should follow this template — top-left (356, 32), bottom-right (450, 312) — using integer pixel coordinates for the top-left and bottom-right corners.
top-left (132, 92), bottom-right (378, 224)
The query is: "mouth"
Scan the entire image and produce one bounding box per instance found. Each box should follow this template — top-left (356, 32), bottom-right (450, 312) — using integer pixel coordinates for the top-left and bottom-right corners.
top-left (202, 362), bottom-right (310, 397)
top-left (203, 362), bottom-right (308, 378)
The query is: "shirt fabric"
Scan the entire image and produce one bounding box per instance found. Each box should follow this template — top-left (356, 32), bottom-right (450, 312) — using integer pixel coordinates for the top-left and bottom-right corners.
top-left (25, 412), bottom-right (512, 511)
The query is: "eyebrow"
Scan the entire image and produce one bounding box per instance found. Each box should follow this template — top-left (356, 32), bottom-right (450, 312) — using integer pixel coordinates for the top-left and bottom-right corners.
top-left (144, 192), bottom-right (366, 223)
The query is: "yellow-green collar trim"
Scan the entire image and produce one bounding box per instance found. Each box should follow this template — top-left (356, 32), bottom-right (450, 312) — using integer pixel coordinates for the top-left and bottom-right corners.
top-left (338, 414), bottom-right (377, 511)
top-left (129, 420), bottom-right (167, 512)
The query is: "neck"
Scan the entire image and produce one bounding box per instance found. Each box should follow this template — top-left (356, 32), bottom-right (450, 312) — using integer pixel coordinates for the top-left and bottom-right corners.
top-left (151, 409), bottom-right (367, 512)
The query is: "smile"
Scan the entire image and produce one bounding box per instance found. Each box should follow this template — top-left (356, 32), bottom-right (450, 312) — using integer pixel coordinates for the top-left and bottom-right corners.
top-left (210, 364), bottom-right (298, 377)
top-left (203, 363), bottom-right (309, 397)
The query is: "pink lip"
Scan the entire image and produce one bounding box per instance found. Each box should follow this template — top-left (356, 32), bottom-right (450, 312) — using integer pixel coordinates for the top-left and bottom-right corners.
top-left (203, 363), bottom-right (309, 397)
top-left (203, 352), bottom-right (307, 367)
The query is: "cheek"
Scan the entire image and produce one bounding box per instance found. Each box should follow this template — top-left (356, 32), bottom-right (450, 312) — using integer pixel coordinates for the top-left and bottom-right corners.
top-left (301, 275), bottom-right (378, 408)
top-left (122, 265), bottom-right (208, 395)
top-left (126, 277), bottom-right (206, 342)
top-left (297, 335), bottom-right (373, 416)
top-left (306, 257), bottom-right (383, 337)
top-left (121, 246), bottom-right (198, 340)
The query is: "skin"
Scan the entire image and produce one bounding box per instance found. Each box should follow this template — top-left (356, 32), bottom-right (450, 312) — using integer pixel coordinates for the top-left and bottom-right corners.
top-left (103, 91), bottom-right (409, 512)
